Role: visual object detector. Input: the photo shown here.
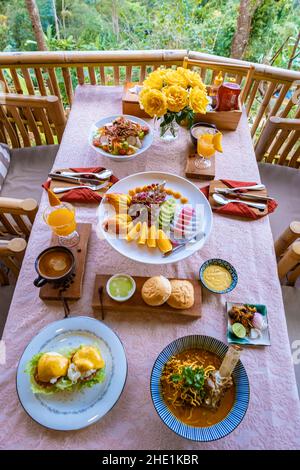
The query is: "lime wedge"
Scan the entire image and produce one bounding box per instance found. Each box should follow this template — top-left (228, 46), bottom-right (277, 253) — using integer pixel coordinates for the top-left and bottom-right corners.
top-left (232, 322), bottom-right (246, 338)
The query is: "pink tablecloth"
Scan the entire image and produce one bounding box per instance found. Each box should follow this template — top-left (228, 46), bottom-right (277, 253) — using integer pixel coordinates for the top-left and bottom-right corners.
top-left (1, 85), bottom-right (299, 450)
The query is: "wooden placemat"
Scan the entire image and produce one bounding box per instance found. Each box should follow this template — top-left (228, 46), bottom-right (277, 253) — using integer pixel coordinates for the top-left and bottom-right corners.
top-left (185, 154), bottom-right (215, 180)
top-left (209, 180), bottom-right (269, 217)
top-left (40, 223), bottom-right (91, 300)
top-left (49, 168), bottom-right (113, 199)
top-left (92, 274), bottom-right (202, 319)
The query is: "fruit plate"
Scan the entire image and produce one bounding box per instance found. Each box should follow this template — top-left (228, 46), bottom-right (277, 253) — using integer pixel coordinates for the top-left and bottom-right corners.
top-left (97, 171), bottom-right (213, 265)
top-left (88, 114), bottom-right (154, 162)
top-left (226, 302), bottom-right (271, 346)
top-left (16, 317), bottom-right (127, 431)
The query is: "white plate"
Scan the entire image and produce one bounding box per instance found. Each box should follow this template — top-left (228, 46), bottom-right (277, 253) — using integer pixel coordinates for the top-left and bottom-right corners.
top-left (16, 317), bottom-right (127, 431)
top-left (89, 114), bottom-right (153, 162)
top-left (97, 171), bottom-right (213, 265)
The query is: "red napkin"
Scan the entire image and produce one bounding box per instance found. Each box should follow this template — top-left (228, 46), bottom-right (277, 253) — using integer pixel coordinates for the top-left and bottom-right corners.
top-left (201, 179), bottom-right (278, 220)
top-left (43, 167), bottom-right (119, 204)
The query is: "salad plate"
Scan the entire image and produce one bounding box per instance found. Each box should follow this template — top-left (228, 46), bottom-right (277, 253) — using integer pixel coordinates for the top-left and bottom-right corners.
top-left (97, 171), bottom-right (213, 265)
top-left (89, 114), bottom-right (153, 161)
top-left (16, 316), bottom-right (127, 431)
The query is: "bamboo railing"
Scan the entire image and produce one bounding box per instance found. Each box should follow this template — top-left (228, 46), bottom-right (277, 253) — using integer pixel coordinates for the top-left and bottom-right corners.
top-left (0, 49), bottom-right (299, 164)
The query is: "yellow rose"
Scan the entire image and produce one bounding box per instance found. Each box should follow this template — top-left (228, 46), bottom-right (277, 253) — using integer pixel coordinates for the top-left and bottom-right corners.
top-left (189, 86), bottom-right (209, 114)
top-left (143, 69), bottom-right (165, 90)
top-left (139, 88), bottom-right (167, 117)
top-left (177, 67), bottom-right (206, 90)
top-left (163, 85), bottom-right (189, 113)
top-left (164, 69), bottom-right (188, 88)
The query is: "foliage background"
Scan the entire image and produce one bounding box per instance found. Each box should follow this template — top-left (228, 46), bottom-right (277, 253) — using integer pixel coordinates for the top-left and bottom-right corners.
top-left (0, 0), bottom-right (299, 69)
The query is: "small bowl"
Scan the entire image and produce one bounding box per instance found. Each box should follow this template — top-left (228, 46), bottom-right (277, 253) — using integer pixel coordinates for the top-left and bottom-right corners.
top-left (106, 273), bottom-right (136, 302)
top-left (199, 258), bottom-right (238, 294)
top-left (190, 122), bottom-right (217, 147)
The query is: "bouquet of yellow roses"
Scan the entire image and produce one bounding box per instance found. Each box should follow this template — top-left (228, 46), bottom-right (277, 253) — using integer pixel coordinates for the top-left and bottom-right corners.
top-left (139, 67), bottom-right (209, 139)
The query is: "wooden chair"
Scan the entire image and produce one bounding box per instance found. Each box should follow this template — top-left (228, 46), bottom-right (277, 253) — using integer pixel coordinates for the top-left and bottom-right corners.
top-left (0, 196), bottom-right (37, 284)
top-left (275, 221), bottom-right (300, 285)
top-left (255, 116), bottom-right (300, 167)
top-left (0, 237), bottom-right (27, 285)
top-left (0, 197), bottom-right (38, 239)
top-left (0, 93), bottom-right (66, 148)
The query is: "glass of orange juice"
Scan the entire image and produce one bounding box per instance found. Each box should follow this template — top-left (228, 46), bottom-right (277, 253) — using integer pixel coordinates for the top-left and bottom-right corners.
top-left (192, 126), bottom-right (217, 169)
top-left (43, 202), bottom-right (80, 247)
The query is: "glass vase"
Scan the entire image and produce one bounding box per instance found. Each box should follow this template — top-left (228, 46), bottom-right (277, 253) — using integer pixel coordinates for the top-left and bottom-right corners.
top-left (159, 119), bottom-right (179, 142)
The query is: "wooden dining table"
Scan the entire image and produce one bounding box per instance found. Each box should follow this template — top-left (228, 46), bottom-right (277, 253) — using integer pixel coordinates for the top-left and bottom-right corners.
top-left (0, 85), bottom-right (299, 450)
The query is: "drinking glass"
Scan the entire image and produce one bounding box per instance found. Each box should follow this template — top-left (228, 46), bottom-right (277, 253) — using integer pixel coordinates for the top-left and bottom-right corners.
top-left (43, 202), bottom-right (80, 247)
top-left (195, 127), bottom-right (216, 169)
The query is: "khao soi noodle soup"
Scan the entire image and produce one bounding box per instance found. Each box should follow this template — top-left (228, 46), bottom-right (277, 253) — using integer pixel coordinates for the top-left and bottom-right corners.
top-left (160, 348), bottom-right (235, 427)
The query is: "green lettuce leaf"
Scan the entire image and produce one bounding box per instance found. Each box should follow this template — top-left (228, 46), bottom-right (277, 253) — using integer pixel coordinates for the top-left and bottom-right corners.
top-left (25, 346), bottom-right (106, 395)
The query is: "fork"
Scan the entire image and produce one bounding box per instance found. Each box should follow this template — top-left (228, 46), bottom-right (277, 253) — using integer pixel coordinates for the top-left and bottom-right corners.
top-left (53, 183), bottom-right (108, 194)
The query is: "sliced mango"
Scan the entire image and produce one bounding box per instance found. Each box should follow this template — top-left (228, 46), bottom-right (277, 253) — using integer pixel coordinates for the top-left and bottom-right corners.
top-left (157, 229), bottom-right (172, 254)
top-left (138, 222), bottom-right (148, 245)
top-left (105, 193), bottom-right (131, 213)
top-left (47, 189), bottom-right (61, 207)
top-left (126, 221), bottom-right (142, 242)
top-left (213, 132), bottom-right (223, 153)
top-left (147, 224), bottom-right (157, 248)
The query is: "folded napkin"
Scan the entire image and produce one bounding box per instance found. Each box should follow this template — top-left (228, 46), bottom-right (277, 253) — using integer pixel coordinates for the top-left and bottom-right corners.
top-left (43, 167), bottom-right (118, 204)
top-left (201, 179), bottom-right (278, 220)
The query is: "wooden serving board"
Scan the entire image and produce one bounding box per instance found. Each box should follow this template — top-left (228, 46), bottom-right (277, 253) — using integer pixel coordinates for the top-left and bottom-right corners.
top-left (92, 274), bottom-right (202, 319)
top-left (185, 154), bottom-right (215, 180)
top-left (40, 223), bottom-right (91, 301)
top-left (209, 180), bottom-right (269, 217)
top-left (49, 168), bottom-right (113, 200)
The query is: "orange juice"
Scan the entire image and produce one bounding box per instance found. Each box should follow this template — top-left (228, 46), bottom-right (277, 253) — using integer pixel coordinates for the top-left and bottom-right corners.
top-left (197, 134), bottom-right (215, 159)
top-left (47, 207), bottom-right (76, 236)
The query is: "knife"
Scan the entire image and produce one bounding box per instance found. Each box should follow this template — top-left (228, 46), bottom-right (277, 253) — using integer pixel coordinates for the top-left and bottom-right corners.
top-left (215, 188), bottom-right (274, 202)
top-left (163, 231), bottom-right (206, 257)
top-left (49, 173), bottom-right (102, 186)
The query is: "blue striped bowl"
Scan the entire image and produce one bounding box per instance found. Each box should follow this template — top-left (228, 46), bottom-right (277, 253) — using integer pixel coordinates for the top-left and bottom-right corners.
top-left (150, 335), bottom-right (249, 442)
top-left (199, 258), bottom-right (238, 294)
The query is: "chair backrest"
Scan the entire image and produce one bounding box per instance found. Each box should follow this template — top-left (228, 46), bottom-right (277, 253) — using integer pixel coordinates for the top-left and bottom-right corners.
top-left (182, 56), bottom-right (255, 105)
top-left (0, 197), bottom-right (38, 239)
top-left (255, 116), bottom-right (300, 167)
top-left (0, 93), bottom-right (66, 148)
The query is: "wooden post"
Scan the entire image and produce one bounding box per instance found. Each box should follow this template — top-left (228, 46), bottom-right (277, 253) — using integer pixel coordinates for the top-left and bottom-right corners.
top-left (46, 96), bottom-right (66, 143)
top-left (275, 221), bottom-right (300, 258)
top-left (278, 241), bottom-right (300, 279)
top-left (287, 264), bottom-right (300, 286)
top-left (240, 65), bottom-right (255, 104)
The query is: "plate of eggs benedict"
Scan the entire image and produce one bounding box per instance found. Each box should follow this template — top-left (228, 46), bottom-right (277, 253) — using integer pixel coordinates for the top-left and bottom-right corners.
top-left (16, 316), bottom-right (127, 430)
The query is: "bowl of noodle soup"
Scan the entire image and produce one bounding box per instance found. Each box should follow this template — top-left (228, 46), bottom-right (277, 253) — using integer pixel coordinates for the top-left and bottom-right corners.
top-left (150, 335), bottom-right (249, 441)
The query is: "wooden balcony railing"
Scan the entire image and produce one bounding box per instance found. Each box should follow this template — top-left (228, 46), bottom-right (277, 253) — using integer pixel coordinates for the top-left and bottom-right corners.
top-left (0, 49), bottom-right (299, 166)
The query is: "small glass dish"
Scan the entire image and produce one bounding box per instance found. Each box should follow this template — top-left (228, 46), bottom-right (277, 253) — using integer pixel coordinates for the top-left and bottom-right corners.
top-left (106, 273), bottom-right (136, 302)
top-left (199, 258), bottom-right (238, 294)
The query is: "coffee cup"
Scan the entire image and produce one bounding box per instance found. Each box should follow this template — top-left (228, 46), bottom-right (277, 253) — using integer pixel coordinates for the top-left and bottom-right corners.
top-left (34, 246), bottom-right (75, 288)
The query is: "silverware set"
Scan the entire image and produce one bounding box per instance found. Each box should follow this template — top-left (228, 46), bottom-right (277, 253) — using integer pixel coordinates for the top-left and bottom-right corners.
top-left (212, 184), bottom-right (274, 211)
top-left (48, 169), bottom-right (113, 193)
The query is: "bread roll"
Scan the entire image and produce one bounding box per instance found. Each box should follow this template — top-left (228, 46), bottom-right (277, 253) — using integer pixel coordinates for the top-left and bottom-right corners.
top-left (167, 280), bottom-right (194, 309)
top-left (141, 275), bottom-right (171, 306)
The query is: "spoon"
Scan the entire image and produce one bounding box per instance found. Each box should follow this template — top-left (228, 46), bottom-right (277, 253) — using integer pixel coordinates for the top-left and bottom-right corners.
top-left (213, 193), bottom-right (266, 211)
top-left (61, 169), bottom-right (113, 180)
